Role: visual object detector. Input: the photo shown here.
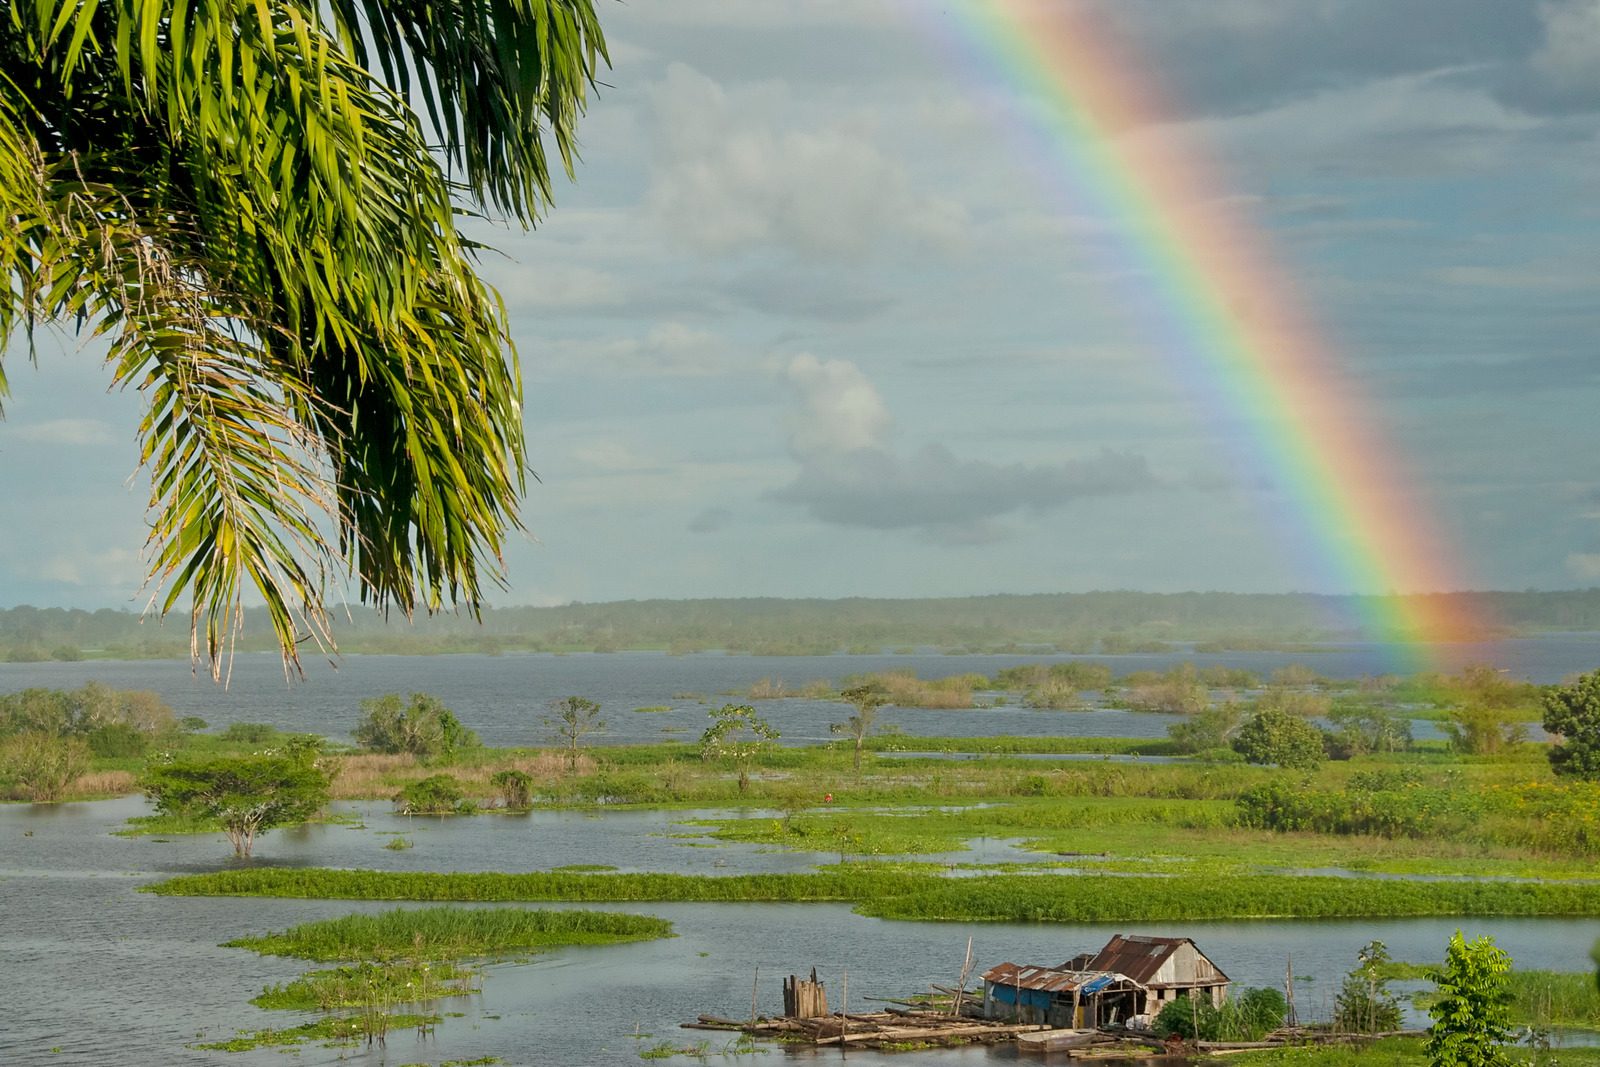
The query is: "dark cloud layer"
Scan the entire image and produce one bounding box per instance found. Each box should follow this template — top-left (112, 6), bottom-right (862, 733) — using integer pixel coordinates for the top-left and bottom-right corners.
top-left (771, 443), bottom-right (1155, 538)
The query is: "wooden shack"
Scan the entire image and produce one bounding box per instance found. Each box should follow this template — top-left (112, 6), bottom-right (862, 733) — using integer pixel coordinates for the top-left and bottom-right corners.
top-left (1074, 934), bottom-right (1230, 1017)
top-left (983, 934), bottom-right (1230, 1028)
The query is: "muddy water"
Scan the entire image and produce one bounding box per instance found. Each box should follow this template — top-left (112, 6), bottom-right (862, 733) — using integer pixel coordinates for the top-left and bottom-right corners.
top-left (5, 796), bottom-right (1600, 1067)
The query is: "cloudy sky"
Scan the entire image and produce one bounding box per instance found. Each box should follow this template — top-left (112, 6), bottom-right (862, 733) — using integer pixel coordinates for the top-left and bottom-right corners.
top-left (5, 0), bottom-right (1600, 610)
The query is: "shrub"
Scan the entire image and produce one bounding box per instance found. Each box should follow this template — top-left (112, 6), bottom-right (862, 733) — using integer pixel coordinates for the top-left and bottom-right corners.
top-left (87, 722), bottom-right (151, 758)
top-left (355, 694), bottom-right (479, 761)
top-left (395, 774), bottom-right (473, 815)
top-left (1167, 704), bottom-right (1242, 754)
top-left (1, 730), bottom-right (90, 801)
top-left (1334, 941), bottom-right (1404, 1033)
top-left (1232, 706), bottom-right (1325, 769)
top-left (222, 722), bottom-right (280, 744)
top-left (491, 769), bottom-right (533, 810)
top-left (1154, 987), bottom-right (1284, 1041)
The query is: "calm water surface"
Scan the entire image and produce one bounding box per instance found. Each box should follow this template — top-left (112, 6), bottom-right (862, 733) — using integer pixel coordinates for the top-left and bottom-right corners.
top-left (5, 796), bottom-right (1600, 1067)
top-left (6, 641), bottom-right (1600, 1066)
top-left (4, 636), bottom-right (1598, 745)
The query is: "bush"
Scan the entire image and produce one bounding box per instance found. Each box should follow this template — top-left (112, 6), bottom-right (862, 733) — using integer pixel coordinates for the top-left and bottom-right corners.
top-left (1334, 941), bottom-right (1404, 1033)
top-left (491, 769), bottom-right (533, 809)
top-left (1232, 706), bottom-right (1325, 769)
top-left (1167, 704), bottom-right (1242, 754)
top-left (222, 722), bottom-right (280, 744)
top-left (1154, 988), bottom-right (1285, 1041)
top-left (355, 693), bottom-right (479, 761)
top-left (87, 723), bottom-right (150, 758)
top-left (395, 774), bottom-right (473, 815)
top-left (1, 730), bottom-right (90, 801)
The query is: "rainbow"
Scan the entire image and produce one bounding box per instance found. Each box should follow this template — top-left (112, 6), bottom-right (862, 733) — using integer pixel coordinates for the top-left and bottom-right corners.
top-left (918, 1), bottom-right (1488, 661)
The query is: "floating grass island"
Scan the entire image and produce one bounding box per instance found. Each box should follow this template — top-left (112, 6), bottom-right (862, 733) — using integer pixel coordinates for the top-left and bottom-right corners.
top-left (154, 868), bottom-right (1600, 923)
top-left (226, 906), bottom-right (675, 962)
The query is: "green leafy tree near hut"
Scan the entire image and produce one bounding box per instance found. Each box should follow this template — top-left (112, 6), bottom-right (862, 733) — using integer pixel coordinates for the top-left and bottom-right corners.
top-left (1426, 932), bottom-right (1514, 1067)
top-left (1334, 940), bottom-right (1403, 1034)
top-left (0, 0), bottom-right (608, 674)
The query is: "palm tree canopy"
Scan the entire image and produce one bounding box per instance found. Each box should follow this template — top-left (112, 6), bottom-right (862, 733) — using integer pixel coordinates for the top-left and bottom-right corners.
top-left (0, 0), bottom-right (607, 675)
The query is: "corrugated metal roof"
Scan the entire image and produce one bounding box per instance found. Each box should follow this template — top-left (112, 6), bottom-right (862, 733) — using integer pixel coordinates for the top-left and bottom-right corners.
top-left (1080, 934), bottom-right (1229, 986)
top-left (981, 963), bottom-right (1139, 995)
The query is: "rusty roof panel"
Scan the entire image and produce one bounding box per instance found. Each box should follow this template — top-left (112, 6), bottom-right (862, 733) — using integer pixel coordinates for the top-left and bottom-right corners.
top-left (1082, 934), bottom-right (1229, 986)
top-left (982, 963), bottom-right (1142, 994)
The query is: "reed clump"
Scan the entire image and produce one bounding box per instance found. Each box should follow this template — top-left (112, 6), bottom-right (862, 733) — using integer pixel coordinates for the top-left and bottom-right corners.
top-left (251, 961), bottom-right (478, 1011)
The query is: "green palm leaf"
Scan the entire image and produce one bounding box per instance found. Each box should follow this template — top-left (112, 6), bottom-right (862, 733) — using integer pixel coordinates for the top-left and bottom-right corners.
top-left (0, 0), bottom-right (606, 675)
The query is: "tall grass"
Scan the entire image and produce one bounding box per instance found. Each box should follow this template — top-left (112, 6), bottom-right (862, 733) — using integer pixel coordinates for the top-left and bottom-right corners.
top-left (252, 961), bottom-right (478, 1011)
top-left (152, 868), bottom-right (1600, 924)
top-left (226, 907), bottom-right (674, 961)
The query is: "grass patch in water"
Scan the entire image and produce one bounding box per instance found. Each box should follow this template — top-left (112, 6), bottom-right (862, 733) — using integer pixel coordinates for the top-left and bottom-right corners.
top-left (226, 906), bottom-right (674, 961)
top-left (553, 863), bottom-right (618, 872)
top-left (634, 706), bottom-right (672, 713)
top-left (194, 1013), bottom-right (440, 1051)
top-left (152, 868), bottom-right (1600, 923)
top-left (251, 961), bottom-right (479, 1010)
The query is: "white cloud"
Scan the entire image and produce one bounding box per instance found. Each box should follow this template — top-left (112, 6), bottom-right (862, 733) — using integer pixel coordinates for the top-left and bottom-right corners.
top-left (646, 64), bottom-right (967, 258)
top-left (772, 355), bottom-right (1155, 539)
top-left (783, 353), bottom-right (892, 456)
top-left (1566, 552), bottom-right (1600, 581)
top-left (1530, 0), bottom-right (1600, 95)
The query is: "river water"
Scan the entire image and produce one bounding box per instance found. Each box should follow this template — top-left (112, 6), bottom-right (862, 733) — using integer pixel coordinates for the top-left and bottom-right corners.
top-left (5, 640), bottom-right (1600, 1066)
top-left (2, 635), bottom-right (1597, 746)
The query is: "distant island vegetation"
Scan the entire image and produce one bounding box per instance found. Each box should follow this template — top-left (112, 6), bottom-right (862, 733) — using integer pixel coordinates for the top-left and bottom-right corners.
top-left (4, 589), bottom-right (1600, 662)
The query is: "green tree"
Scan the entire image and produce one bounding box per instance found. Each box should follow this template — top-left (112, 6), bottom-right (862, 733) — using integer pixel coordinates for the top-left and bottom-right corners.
top-left (1442, 666), bottom-right (1532, 755)
top-left (353, 693), bottom-right (478, 761)
top-left (141, 753), bottom-right (329, 856)
top-left (831, 684), bottom-right (886, 777)
top-left (699, 704), bottom-right (778, 793)
top-left (1, 0), bottom-right (608, 674)
top-left (544, 696), bottom-right (603, 771)
top-left (1542, 670), bottom-right (1600, 780)
top-left (1232, 705), bottom-right (1326, 769)
top-left (1426, 932), bottom-right (1514, 1067)
top-left (1334, 940), bottom-right (1403, 1034)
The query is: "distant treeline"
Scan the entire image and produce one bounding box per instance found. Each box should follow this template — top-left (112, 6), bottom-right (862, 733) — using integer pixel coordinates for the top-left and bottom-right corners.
top-left (3, 590), bottom-right (1600, 661)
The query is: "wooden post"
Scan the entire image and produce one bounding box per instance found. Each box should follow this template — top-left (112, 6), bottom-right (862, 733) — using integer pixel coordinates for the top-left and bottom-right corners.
top-left (1285, 955), bottom-right (1298, 1029)
top-left (750, 964), bottom-right (760, 1024)
top-left (840, 969), bottom-right (849, 1059)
